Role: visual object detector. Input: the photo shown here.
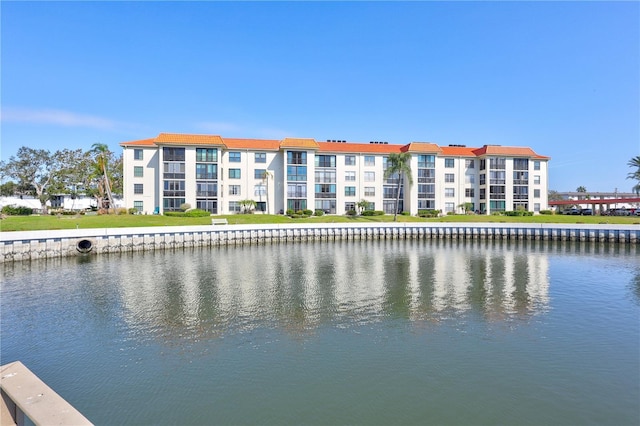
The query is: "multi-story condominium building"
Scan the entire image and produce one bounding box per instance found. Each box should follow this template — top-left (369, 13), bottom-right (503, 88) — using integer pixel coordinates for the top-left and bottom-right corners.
top-left (120, 133), bottom-right (549, 216)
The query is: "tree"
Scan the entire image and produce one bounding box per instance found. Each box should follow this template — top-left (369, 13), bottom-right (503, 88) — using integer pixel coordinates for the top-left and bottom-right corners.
top-left (239, 199), bottom-right (256, 213)
top-left (576, 186), bottom-right (587, 193)
top-left (628, 156), bottom-right (640, 195)
top-left (90, 143), bottom-right (119, 211)
top-left (383, 152), bottom-right (413, 221)
top-left (0, 147), bottom-right (69, 214)
top-left (548, 190), bottom-right (564, 202)
top-left (356, 199), bottom-right (369, 215)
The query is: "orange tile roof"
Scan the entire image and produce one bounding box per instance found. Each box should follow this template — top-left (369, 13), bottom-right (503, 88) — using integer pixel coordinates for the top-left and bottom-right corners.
top-left (280, 138), bottom-right (320, 149)
top-left (120, 138), bottom-right (156, 147)
top-left (472, 145), bottom-right (550, 159)
top-left (223, 138), bottom-right (281, 150)
top-left (402, 142), bottom-right (443, 154)
top-left (155, 133), bottom-right (225, 145)
top-left (317, 142), bottom-right (403, 154)
top-left (439, 146), bottom-right (477, 157)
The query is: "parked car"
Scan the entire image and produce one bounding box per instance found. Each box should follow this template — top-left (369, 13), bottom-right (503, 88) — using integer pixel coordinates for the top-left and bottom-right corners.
top-left (606, 208), bottom-right (631, 216)
top-left (580, 208), bottom-right (593, 216)
top-left (563, 208), bottom-right (580, 215)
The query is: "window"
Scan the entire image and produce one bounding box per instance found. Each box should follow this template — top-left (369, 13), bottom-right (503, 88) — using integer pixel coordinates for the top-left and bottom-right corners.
top-left (534, 175), bottom-right (541, 185)
top-left (287, 165), bottom-right (307, 181)
top-left (534, 203), bottom-right (541, 212)
top-left (229, 185), bottom-right (241, 195)
top-left (196, 148), bottom-right (217, 162)
top-left (364, 187), bottom-right (375, 196)
top-left (163, 147), bottom-right (185, 161)
top-left (133, 201), bottom-right (143, 212)
top-left (197, 200), bottom-right (217, 214)
top-left (490, 171), bottom-right (506, 184)
top-left (445, 158), bottom-right (455, 168)
top-left (229, 168), bottom-right (241, 179)
top-left (418, 169), bottom-right (435, 183)
top-left (163, 198), bottom-right (185, 211)
top-left (513, 158), bottom-right (529, 170)
top-left (164, 180), bottom-right (185, 196)
top-left (345, 155), bottom-right (356, 166)
top-left (345, 202), bottom-right (356, 212)
top-left (480, 174), bottom-right (486, 185)
top-left (534, 161), bottom-right (541, 171)
top-left (445, 173), bottom-right (455, 183)
top-left (418, 155), bottom-right (435, 168)
top-left (345, 171), bottom-right (356, 181)
top-left (287, 199), bottom-right (307, 211)
top-left (364, 156), bottom-right (375, 166)
top-left (134, 149), bottom-right (143, 160)
top-left (196, 182), bottom-right (217, 197)
top-left (480, 159), bottom-right (486, 170)
top-left (315, 184), bottom-right (336, 198)
top-left (534, 189), bottom-right (541, 198)
top-left (465, 174), bottom-right (475, 184)
top-left (255, 152), bottom-right (266, 163)
top-left (490, 186), bottom-right (506, 199)
top-left (315, 170), bottom-right (336, 183)
top-left (228, 201), bottom-right (241, 213)
top-left (513, 171), bottom-right (528, 184)
top-left (513, 186), bottom-right (528, 200)
top-left (480, 188), bottom-right (486, 200)
top-left (134, 166), bottom-right (143, 177)
top-left (229, 152), bottom-right (241, 162)
top-left (345, 186), bottom-right (356, 196)
top-left (254, 169), bottom-right (266, 179)
top-left (315, 155), bottom-right (336, 168)
top-left (418, 184), bottom-right (435, 199)
top-left (254, 184), bottom-right (267, 197)
top-left (315, 200), bottom-right (336, 214)
top-left (465, 188), bottom-right (475, 198)
top-left (364, 171), bottom-right (375, 182)
top-left (163, 162), bottom-right (185, 179)
top-left (445, 202), bottom-right (455, 213)
top-left (489, 158), bottom-right (506, 169)
top-left (465, 159), bottom-right (475, 169)
top-left (196, 164), bottom-right (217, 180)
top-left (287, 151), bottom-right (307, 165)
top-left (490, 200), bottom-right (506, 211)
top-left (287, 184), bottom-right (307, 198)
top-left (134, 184), bottom-right (143, 194)
top-left (445, 188), bottom-right (455, 198)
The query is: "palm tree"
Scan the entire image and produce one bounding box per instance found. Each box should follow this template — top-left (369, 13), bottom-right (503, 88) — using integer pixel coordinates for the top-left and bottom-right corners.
top-left (628, 156), bottom-right (640, 195)
top-left (384, 152), bottom-right (413, 221)
top-left (261, 170), bottom-right (273, 214)
top-left (91, 143), bottom-right (115, 212)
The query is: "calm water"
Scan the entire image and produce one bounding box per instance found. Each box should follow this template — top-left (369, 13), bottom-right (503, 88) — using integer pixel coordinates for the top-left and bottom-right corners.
top-left (1, 240), bottom-right (639, 425)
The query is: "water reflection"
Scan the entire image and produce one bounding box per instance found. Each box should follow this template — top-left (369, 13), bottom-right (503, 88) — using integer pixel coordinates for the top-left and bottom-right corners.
top-left (94, 239), bottom-right (556, 341)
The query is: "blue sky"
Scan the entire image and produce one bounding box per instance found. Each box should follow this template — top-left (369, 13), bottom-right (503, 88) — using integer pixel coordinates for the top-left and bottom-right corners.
top-left (2, 1), bottom-right (638, 192)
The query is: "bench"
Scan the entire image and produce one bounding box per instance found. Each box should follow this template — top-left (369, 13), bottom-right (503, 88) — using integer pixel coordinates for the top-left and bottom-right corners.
top-left (211, 218), bottom-right (228, 225)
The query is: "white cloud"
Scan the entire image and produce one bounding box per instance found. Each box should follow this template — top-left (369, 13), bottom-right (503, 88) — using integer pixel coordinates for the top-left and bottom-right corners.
top-left (2, 107), bottom-right (121, 130)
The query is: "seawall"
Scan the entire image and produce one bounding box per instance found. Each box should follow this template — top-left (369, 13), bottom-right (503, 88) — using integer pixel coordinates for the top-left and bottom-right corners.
top-left (1, 222), bottom-right (638, 263)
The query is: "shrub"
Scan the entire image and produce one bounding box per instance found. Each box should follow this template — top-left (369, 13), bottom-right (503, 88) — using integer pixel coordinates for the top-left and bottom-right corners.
top-left (303, 209), bottom-right (313, 216)
top-left (346, 209), bottom-right (357, 216)
top-left (116, 208), bottom-right (128, 215)
top-left (417, 209), bottom-right (440, 218)
top-left (128, 208), bottom-right (138, 215)
top-left (286, 209), bottom-right (295, 216)
top-left (446, 211), bottom-right (456, 215)
top-left (183, 208), bottom-right (211, 217)
top-left (1, 205), bottom-right (33, 216)
top-left (373, 210), bottom-right (384, 216)
top-left (401, 211), bottom-right (410, 216)
top-left (539, 210), bottom-right (554, 215)
top-left (314, 209), bottom-right (324, 216)
top-left (179, 203), bottom-right (191, 212)
top-left (491, 211), bottom-right (503, 216)
top-left (361, 210), bottom-right (375, 216)
top-left (163, 211), bottom-right (184, 217)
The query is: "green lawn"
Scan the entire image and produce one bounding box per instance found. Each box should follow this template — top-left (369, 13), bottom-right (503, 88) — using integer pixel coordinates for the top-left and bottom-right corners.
top-left (1, 213), bottom-right (638, 232)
